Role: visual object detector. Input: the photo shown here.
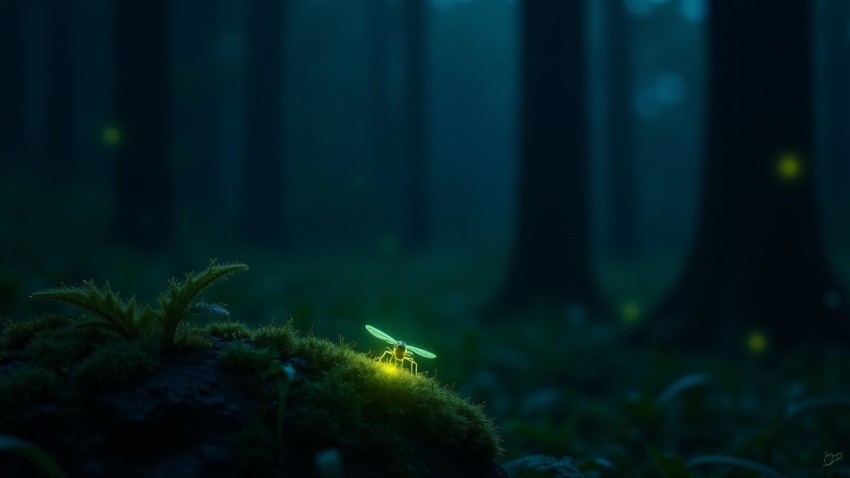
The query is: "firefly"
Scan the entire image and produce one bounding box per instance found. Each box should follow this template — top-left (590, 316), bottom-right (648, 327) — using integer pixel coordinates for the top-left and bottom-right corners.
top-left (365, 324), bottom-right (436, 375)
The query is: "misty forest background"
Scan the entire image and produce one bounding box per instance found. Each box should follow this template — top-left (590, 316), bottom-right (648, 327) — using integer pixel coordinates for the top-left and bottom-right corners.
top-left (2, 0), bottom-right (850, 473)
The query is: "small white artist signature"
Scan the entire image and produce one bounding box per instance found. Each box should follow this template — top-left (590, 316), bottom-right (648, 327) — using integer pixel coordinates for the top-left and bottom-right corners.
top-left (824, 451), bottom-right (843, 477)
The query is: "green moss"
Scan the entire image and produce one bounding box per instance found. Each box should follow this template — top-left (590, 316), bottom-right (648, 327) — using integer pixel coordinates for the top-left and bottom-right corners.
top-left (23, 328), bottom-right (100, 372)
top-left (252, 320), bottom-right (297, 356)
top-left (292, 334), bottom-right (354, 373)
top-left (284, 332), bottom-right (502, 476)
top-left (11, 262), bottom-right (502, 476)
top-left (219, 342), bottom-right (277, 373)
top-left (0, 316), bottom-right (71, 352)
top-left (69, 339), bottom-right (160, 394)
top-left (171, 326), bottom-right (213, 353)
top-left (0, 365), bottom-right (60, 410)
top-left (207, 321), bottom-right (252, 340)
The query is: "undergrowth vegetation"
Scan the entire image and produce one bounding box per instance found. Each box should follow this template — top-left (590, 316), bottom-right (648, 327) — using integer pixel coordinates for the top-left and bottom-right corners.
top-left (0, 259), bottom-right (504, 477)
top-left (29, 260), bottom-right (248, 348)
top-left (1, 252), bottom-right (849, 477)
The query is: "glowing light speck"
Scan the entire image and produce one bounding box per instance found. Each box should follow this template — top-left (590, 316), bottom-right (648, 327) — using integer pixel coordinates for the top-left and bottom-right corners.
top-left (746, 331), bottom-right (767, 354)
top-left (102, 126), bottom-right (122, 147)
top-left (621, 301), bottom-right (641, 324)
top-left (776, 153), bottom-right (802, 181)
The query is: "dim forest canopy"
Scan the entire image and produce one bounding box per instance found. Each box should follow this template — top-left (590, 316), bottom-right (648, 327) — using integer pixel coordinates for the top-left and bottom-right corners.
top-left (1, 0), bottom-right (849, 476)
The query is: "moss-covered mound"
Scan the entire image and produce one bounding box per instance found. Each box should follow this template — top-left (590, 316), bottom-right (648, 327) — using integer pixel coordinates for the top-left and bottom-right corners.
top-left (0, 267), bottom-right (504, 477)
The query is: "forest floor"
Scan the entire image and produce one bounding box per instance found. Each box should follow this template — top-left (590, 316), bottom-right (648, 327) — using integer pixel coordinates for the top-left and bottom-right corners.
top-left (4, 246), bottom-right (850, 477)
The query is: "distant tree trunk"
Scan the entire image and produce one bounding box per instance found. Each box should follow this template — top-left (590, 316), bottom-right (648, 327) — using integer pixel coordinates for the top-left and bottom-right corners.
top-left (175, 0), bottom-right (222, 235)
top-left (0, 0), bottom-right (26, 174)
top-left (820, 0), bottom-right (850, 241)
top-left (490, 0), bottom-right (597, 313)
top-left (112, 0), bottom-right (174, 250)
top-left (44, 0), bottom-right (75, 182)
top-left (605, 0), bottom-right (638, 258)
top-left (242, 0), bottom-right (286, 247)
top-left (369, 0), bottom-right (396, 246)
top-left (649, 0), bottom-right (849, 350)
top-left (402, 0), bottom-right (429, 252)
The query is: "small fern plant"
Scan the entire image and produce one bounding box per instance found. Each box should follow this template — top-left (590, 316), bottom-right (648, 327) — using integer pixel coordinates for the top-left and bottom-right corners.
top-left (31, 260), bottom-right (248, 348)
top-left (153, 261), bottom-right (248, 347)
top-left (29, 280), bottom-right (151, 340)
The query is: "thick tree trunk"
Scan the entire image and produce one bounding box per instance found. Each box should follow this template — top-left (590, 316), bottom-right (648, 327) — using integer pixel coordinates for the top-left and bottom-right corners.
top-left (45, 0), bottom-right (75, 182)
top-left (369, 0), bottom-right (397, 246)
top-left (402, 0), bottom-right (429, 252)
top-left (0, 0), bottom-right (26, 174)
top-left (651, 0), bottom-right (849, 350)
top-left (820, 0), bottom-right (850, 242)
top-left (175, 0), bottom-right (222, 235)
top-left (112, 0), bottom-right (174, 250)
top-left (491, 0), bottom-right (597, 313)
top-left (242, 0), bottom-right (286, 247)
top-left (605, 0), bottom-right (638, 258)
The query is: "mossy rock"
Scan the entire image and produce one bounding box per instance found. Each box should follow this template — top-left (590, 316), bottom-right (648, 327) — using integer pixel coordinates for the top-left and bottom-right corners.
top-left (0, 317), bottom-right (505, 477)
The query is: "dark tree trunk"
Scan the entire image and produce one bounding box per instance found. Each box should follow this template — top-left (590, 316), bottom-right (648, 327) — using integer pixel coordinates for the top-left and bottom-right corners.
top-left (820, 0), bottom-right (850, 242)
top-left (0, 0), bottom-right (26, 174)
top-left (604, 0), bottom-right (638, 258)
top-left (44, 0), bottom-right (75, 182)
top-left (112, 0), bottom-right (174, 250)
top-left (402, 0), bottom-right (429, 252)
top-left (242, 0), bottom-right (286, 247)
top-left (491, 0), bottom-right (597, 313)
top-left (175, 0), bottom-right (222, 235)
top-left (369, 0), bottom-right (396, 244)
top-left (649, 0), bottom-right (849, 350)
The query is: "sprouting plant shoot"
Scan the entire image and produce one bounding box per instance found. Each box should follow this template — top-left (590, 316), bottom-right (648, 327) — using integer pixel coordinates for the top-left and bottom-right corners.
top-left (365, 324), bottom-right (435, 375)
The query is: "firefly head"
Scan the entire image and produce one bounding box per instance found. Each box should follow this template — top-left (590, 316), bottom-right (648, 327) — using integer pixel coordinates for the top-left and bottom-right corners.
top-left (393, 341), bottom-right (407, 360)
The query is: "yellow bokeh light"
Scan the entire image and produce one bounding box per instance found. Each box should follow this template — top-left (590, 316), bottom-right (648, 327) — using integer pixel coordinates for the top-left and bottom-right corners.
top-left (746, 331), bottom-right (768, 354)
top-left (102, 126), bottom-right (122, 147)
top-left (776, 153), bottom-right (802, 181)
top-left (621, 301), bottom-right (641, 324)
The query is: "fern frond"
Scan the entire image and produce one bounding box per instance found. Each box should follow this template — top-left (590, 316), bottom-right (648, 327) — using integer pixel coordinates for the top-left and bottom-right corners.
top-left (155, 260), bottom-right (248, 347)
top-left (30, 260), bottom-right (248, 348)
top-left (139, 305), bottom-right (156, 336)
top-left (188, 302), bottom-right (232, 321)
top-left (30, 281), bottom-right (142, 340)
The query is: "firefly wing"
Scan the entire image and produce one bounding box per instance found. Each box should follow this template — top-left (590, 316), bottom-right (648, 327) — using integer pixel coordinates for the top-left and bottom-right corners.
top-left (406, 344), bottom-right (436, 359)
top-left (365, 325), bottom-right (396, 344)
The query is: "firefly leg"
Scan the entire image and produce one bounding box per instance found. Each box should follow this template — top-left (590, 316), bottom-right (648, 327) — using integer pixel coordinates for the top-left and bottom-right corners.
top-left (406, 357), bottom-right (418, 375)
top-left (378, 350), bottom-right (393, 363)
